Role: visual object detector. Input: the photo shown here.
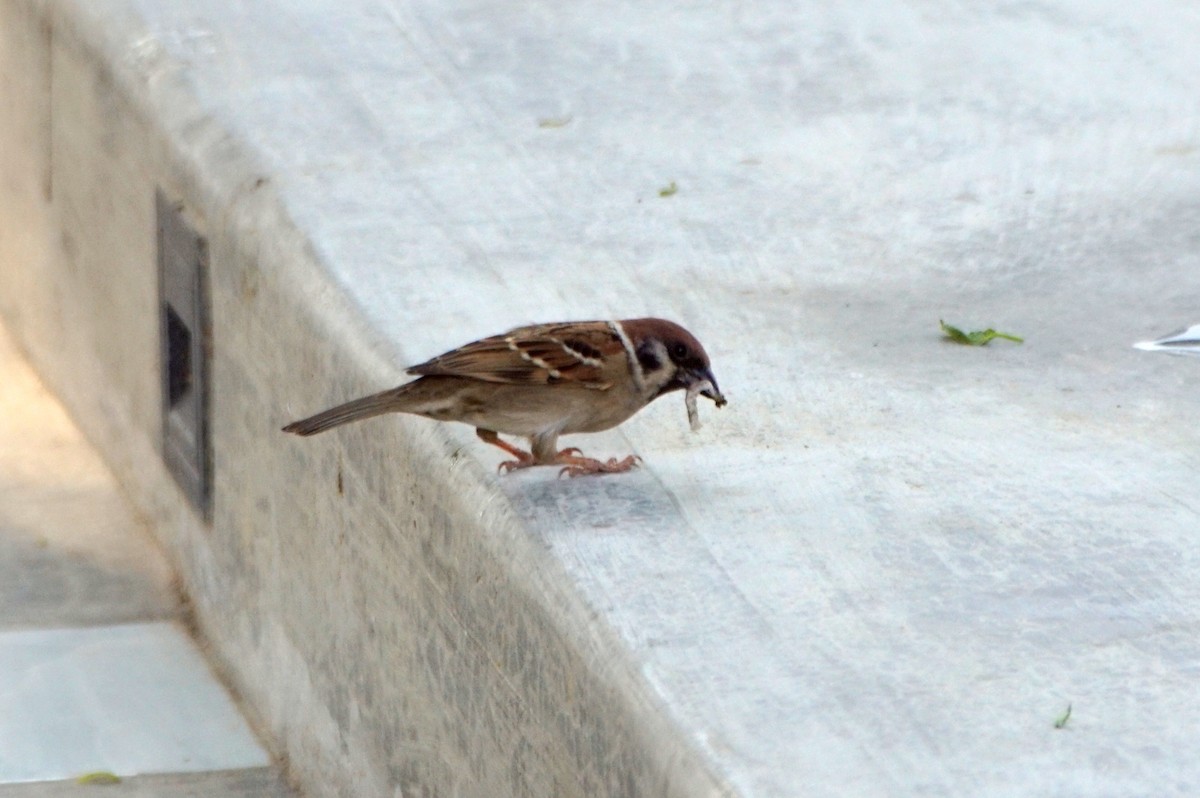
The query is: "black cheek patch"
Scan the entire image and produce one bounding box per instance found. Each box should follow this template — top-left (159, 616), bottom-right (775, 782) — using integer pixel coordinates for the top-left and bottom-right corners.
top-left (636, 342), bottom-right (661, 373)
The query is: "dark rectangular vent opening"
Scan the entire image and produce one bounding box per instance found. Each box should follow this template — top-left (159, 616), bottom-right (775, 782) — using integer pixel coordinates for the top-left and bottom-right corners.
top-left (157, 191), bottom-right (211, 520)
top-left (165, 304), bottom-right (192, 408)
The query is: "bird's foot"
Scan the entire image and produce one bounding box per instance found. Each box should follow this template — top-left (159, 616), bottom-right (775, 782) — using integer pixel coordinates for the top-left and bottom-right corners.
top-left (556, 453), bottom-right (642, 479)
top-left (478, 430), bottom-right (638, 477)
top-left (497, 451), bottom-right (537, 474)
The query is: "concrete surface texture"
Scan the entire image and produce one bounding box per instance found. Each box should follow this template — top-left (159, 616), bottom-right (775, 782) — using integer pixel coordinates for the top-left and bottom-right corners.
top-left (0, 2), bottom-right (731, 795)
top-left (3, 0), bottom-right (1200, 795)
top-left (0, 322), bottom-right (295, 795)
top-left (0, 325), bottom-right (177, 631)
top-left (155, 1), bottom-right (1200, 794)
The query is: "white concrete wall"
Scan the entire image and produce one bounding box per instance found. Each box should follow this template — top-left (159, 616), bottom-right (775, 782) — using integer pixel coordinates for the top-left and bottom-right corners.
top-left (0, 2), bottom-right (729, 796)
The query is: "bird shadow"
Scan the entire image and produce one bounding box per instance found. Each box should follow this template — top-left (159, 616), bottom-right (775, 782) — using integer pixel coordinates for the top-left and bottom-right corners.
top-left (495, 469), bottom-right (682, 534)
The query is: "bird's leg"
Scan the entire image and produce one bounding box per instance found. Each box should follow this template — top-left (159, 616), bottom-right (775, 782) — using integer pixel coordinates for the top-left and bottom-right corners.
top-left (476, 429), bottom-right (536, 473)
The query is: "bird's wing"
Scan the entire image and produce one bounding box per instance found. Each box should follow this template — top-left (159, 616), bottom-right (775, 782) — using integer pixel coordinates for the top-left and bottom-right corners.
top-left (407, 321), bottom-right (624, 389)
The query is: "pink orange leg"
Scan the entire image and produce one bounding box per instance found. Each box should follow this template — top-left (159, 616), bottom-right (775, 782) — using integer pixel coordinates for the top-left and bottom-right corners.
top-left (476, 429), bottom-right (535, 473)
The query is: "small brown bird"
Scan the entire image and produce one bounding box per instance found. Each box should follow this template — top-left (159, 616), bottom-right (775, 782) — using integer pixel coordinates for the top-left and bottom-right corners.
top-left (282, 318), bottom-right (726, 476)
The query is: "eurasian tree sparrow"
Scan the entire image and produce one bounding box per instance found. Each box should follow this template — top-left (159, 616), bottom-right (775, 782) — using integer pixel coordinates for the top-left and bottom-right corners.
top-left (282, 318), bottom-right (726, 476)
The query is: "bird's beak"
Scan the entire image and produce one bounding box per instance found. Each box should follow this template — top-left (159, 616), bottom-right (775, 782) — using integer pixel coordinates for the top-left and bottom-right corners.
top-left (692, 368), bottom-right (727, 408)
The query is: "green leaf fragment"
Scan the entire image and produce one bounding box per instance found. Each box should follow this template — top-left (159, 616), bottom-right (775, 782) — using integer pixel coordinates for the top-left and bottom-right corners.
top-left (940, 319), bottom-right (1024, 346)
top-left (658, 181), bottom-right (678, 197)
top-left (536, 115), bottom-right (572, 128)
top-left (1054, 703), bottom-right (1072, 729)
top-left (76, 771), bottom-right (121, 785)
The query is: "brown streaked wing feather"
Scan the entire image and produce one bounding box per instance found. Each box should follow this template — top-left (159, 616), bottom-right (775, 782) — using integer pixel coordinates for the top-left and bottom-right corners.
top-left (406, 321), bottom-right (622, 389)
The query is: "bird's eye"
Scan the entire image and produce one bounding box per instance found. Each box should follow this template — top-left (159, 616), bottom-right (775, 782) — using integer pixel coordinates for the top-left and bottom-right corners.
top-left (671, 343), bottom-right (688, 360)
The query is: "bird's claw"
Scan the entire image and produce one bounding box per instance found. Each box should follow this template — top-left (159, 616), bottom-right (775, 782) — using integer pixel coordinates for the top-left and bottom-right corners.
top-left (497, 455), bottom-right (535, 474)
top-left (492, 442), bottom-right (640, 478)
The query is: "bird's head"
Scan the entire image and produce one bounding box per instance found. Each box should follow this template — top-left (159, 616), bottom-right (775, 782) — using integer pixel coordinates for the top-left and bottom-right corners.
top-left (619, 318), bottom-right (726, 407)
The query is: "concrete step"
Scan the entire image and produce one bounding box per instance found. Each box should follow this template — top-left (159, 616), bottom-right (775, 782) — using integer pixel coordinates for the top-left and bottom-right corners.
top-left (0, 323), bottom-right (295, 796)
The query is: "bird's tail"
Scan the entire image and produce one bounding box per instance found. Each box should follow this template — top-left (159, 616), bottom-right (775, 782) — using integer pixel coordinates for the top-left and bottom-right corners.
top-left (281, 386), bottom-right (407, 436)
